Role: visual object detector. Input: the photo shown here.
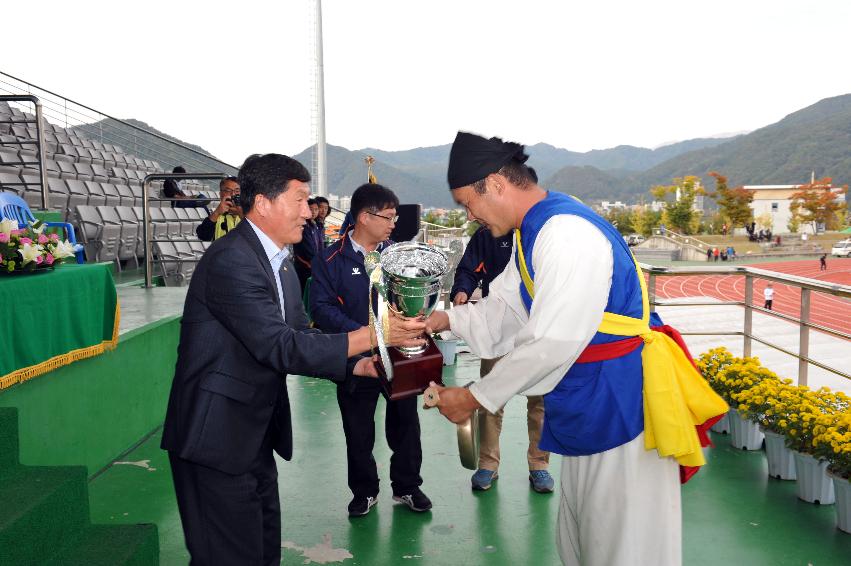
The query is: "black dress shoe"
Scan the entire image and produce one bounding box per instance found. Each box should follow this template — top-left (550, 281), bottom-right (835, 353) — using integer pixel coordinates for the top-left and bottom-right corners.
top-left (348, 495), bottom-right (378, 517)
top-left (392, 488), bottom-right (432, 512)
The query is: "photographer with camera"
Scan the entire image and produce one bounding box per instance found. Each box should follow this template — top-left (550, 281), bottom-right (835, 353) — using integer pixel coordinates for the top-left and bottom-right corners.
top-left (196, 176), bottom-right (243, 241)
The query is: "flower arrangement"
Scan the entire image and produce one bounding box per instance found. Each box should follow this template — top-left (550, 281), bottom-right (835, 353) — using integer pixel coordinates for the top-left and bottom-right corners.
top-left (0, 218), bottom-right (77, 273)
top-left (698, 346), bottom-right (851, 480)
top-left (697, 348), bottom-right (777, 407)
top-left (812, 393), bottom-right (851, 480)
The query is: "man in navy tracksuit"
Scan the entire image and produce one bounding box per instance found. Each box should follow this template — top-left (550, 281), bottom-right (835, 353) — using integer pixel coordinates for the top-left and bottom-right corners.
top-left (451, 225), bottom-right (554, 493)
top-left (310, 184), bottom-right (431, 517)
top-left (293, 198), bottom-right (322, 293)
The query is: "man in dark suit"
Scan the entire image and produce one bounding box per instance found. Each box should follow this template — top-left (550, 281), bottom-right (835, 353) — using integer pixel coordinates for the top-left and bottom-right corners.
top-left (161, 154), bottom-right (425, 566)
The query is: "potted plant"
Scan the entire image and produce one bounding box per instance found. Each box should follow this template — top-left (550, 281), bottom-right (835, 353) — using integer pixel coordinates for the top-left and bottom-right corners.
top-left (785, 386), bottom-right (839, 505)
top-left (812, 392), bottom-right (851, 531)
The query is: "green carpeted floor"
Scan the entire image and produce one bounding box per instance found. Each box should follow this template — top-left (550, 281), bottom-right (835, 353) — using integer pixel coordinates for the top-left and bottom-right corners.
top-left (87, 353), bottom-right (851, 565)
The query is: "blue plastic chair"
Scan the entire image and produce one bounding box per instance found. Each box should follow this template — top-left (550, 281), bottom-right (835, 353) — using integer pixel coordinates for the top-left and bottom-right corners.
top-left (0, 192), bottom-right (85, 263)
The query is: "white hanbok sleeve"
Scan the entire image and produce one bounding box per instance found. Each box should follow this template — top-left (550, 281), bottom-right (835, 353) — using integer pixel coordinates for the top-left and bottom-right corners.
top-left (449, 215), bottom-right (613, 414)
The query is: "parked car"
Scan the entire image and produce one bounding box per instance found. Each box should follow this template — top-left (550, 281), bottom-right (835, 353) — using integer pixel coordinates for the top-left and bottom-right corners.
top-left (831, 239), bottom-right (851, 257)
top-left (625, 234), bottom-right (645, 246)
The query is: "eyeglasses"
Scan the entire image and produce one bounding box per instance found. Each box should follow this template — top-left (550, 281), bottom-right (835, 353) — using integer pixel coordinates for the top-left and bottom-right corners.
top-left (366, 211), bottom-right (399, 223)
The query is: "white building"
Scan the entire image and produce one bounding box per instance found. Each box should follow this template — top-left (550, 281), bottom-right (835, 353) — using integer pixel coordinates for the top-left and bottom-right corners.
top-left (743, 184), bottom-right (843, 234)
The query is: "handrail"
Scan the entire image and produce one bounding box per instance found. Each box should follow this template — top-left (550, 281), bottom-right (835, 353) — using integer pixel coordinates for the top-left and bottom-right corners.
top-left (641, 263), bottom-right (851, 385)
top-left (0, 94), bottom-right (47, 209)
top-left (653, 228), bottom-right (713, 251)
top-left (142, 173), bottom-right (227, 288)
top-left (0, 70), bottom-right (236, 171)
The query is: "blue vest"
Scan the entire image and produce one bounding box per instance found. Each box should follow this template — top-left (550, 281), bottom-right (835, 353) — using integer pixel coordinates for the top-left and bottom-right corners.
top-left (516, 192), bottom-right (644, 456)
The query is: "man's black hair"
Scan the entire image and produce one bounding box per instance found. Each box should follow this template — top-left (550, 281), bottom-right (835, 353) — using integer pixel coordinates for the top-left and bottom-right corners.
top-left (314, 196), bottom-right (329, 206)
top-left (350, 183), bottom-right (399, 221)
top-left (237, 153), bottom-right (311, 214)
top-left (219, 176), bottom-right (239, 190)
top-left (307, 198), bottom-right (317, 206)
top-left (172, 166), bottom-right (186, 174)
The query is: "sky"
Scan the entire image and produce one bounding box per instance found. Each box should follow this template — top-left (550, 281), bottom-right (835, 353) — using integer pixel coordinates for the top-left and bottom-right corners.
top-left (3, 0), bottom-right (851, 167)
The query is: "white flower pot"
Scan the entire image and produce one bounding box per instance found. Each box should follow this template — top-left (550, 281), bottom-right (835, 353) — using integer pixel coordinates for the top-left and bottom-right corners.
top-left (710, 411), bottom-right (731, 434)
top-left (434, 339), bottom-right (457, 366)
top-left (793, 451), bottom-right (835, 505)
top-left (830, 473), bottom-right (851, 534)
top-left (729, 410), bottom-right (764, 451)
top-left (762, 429), bottom-right (796, 480)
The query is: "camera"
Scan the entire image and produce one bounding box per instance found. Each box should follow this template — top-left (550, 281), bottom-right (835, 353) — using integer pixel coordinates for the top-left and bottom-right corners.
top-left (228, 193), bottom-right (241, 208)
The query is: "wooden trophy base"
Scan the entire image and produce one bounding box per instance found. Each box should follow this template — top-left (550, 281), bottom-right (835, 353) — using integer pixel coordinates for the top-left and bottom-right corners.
top-left (376, 336), bottom-right (444, 400)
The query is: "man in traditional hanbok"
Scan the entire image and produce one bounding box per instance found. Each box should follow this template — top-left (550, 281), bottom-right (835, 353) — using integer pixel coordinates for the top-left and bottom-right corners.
top-left (426, 132), bottom-right (727, 566)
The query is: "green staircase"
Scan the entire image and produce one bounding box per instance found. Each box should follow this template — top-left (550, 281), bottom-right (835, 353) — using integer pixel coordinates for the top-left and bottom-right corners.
top-left (0, 408), bottom-right (159, 565)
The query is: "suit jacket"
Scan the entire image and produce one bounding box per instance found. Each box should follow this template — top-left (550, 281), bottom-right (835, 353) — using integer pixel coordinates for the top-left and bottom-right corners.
top-left (161, 219), bottom-right (350, 475)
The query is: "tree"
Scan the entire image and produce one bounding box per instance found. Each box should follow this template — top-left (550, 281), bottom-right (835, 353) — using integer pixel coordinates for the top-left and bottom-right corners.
top-left (604, 208), bottom-right (635, 235)
top-left (650, 175), bottom-right (704, 234)
top-left (632, 205), bottom-right (661, 237)
top-left (707, 172), bottom-right (753, 229)
top-left (789, 177), bottom-right (848, 233)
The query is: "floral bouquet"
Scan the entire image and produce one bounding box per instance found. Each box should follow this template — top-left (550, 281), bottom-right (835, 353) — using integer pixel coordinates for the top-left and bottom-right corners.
top-left (0, 218), bottom-right (77, 273)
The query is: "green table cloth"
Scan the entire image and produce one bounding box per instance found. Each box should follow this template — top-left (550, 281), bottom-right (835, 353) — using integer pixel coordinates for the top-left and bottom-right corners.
top-left (0, 263), bottom-right (119, 390)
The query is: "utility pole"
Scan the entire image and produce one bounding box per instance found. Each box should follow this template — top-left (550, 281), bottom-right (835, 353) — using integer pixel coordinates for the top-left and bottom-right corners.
top-left (311, 0), bottom-right (328, 197)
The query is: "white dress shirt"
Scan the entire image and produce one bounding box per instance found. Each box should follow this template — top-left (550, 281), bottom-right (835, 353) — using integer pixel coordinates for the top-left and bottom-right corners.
top-left (447, 215), bottom-right (614, 414)
top-left (247, 219), bottom-right (290, 320)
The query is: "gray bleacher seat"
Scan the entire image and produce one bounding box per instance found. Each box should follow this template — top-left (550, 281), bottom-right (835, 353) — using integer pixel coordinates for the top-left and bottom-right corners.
top-left (20, 173), bottom-right (45, 209)
top-left (74, 146), bottom-right (93, 165)
top-left (57, 160), bottom-right (78, 179)
top-left (74, 162), bottom-right (100, 182)
top-left (0, 148), bottom-right (22, 174)
top-left (115, 184), bottom-right (135, 207)
top-left (95, 149), bottom-right (116, 168)
top-left (92, 163), bottom-right (121, 185)
top-left (64, 179), bottom-right (89, 212)
top-left (153, 240), bottom-right (193, 286)
top-left (75, 204), bottom-right (119, 264)
top-left (83, 180), bottom-right (107, 206)
top-left (173, 207), bottom-right (196, 238)
top-left (96, 205), bottom-right (136, 269)
top-left (79, 138), bottom-right (95, 150)
top-left (47, 178), bottom-right (71, 220)
top-left (57, 144), bottom-right (79, 162)
top-left (159, 207), bottom-right (183, 239)
top-left (0, 171), bottom-right (23, 195)
top-left (99, 182), bottom-right (121, 207)
top-left (148, 207), bottom-right (169, 240)
top-left (88, 148), bottom-right (105, 167)
top-left (131, 185), bottom-right (143, 207)
top-left (116, 206), bottom-right (144, 258)
top-left (10, 125), bottom-right (30, 139)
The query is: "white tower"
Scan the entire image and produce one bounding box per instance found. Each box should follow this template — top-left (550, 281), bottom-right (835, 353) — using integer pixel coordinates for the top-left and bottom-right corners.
top-left (310, 0), bottom-right (328, 197)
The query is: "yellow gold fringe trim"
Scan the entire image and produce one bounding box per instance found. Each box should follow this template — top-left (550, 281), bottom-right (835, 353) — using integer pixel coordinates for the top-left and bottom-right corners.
top-left (0, 302), bottom-right (121, 391)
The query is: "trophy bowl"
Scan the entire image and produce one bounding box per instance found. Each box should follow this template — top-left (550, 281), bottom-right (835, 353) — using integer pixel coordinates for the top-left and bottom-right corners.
top-left (379, 242), bottom-right (448, 356)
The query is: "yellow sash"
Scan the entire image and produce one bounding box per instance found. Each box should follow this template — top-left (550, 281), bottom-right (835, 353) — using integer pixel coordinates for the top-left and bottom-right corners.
top-left (514, 229), bottom-right (728, 466)
top-left (214, 214), bottom-right (241, 240)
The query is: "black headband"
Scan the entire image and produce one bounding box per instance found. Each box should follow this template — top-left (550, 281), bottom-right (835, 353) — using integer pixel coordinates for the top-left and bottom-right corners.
top-left (447, 131), bottom-right (529, 190)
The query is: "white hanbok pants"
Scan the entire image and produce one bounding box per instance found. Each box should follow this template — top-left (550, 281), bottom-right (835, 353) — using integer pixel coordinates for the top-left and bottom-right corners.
top-left (556, 432), bottom-right (681, 566)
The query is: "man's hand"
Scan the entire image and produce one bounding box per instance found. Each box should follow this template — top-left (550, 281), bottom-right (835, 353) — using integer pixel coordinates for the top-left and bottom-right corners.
top-left (353, 356), bottom-right (379, 378)
top-left (210, 197), bottom-right (233, 221)
top-left (424, 311), bottom-right (450, 335)
top-left (386, 311), bottom-right (427, 349)
top-left (453, 291), bottom-right (468, 306)
top-left (427, 383), bottom-right (482, 424)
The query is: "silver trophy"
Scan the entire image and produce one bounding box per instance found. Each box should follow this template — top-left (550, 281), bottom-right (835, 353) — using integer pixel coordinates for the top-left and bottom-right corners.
top-left (364, 242), bottom-right (448, 400)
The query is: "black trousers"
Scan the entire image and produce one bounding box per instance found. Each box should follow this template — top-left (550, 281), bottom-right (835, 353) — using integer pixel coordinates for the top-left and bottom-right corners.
top-left (337, 379), bottom-right (423, 498)
top-left (764, 299), bottom-right (773, 310)
top-left (168, 431), bottom-right (280, 566)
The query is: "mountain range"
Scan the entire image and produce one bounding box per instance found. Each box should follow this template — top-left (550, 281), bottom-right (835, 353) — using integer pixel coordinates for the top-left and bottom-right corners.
top-left (101, 93), bottom-right (851, 209)
top-left (295, 93), bottom-right (851, 208)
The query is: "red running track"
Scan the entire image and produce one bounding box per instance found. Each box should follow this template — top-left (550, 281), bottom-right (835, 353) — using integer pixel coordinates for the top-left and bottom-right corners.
top-left (652, 259), bottom-right (851, 335)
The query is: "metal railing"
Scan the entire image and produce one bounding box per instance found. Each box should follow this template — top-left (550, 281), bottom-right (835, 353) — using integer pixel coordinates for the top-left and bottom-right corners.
top-left (652, 228), bottom-right (712, 251)
top-left (0, 94), bottom-right (48, 208)
top-left (143, 173), bottom-right (227, 288)
top-left (0, 71), bottom-right (237, 176)
top-left (643, 263), bottom-right (851, 385)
